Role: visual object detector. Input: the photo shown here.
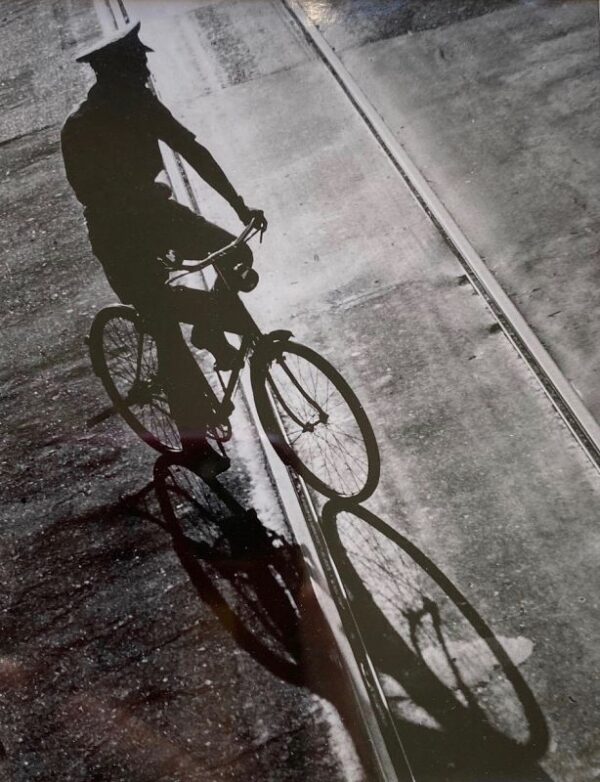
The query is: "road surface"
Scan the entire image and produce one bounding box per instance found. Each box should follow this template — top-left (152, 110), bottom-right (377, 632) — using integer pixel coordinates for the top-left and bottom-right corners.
top-left (2, 1), bottom-right (600, 781)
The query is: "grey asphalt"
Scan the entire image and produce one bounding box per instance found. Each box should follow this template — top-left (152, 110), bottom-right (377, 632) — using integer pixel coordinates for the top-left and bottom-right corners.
top-left (300, 0), bottom-right (600, 419)
top-left (0, 2), bottom-right (364, 781)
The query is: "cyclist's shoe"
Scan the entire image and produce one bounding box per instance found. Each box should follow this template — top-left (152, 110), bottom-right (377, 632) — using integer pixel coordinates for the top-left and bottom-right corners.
top-left (190, 328), bottom-right (239, 372)
top-left (183, 441), bottom-right (231, 480)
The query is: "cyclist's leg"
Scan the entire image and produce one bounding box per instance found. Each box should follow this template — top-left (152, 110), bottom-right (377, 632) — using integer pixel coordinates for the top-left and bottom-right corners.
top-left (161, 201), bottom-right (254, 363)
top-left (168, 284), bottom-right (251, 368)
top-left (86, 202), bottom-right (229, 473)
top-left (130, 287), bottom-right (223, 457)
top-left (169, 284), bottom-right (231, 350)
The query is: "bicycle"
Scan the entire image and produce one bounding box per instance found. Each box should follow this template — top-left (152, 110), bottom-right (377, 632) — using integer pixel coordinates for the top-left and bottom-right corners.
top-left (88, 218), bottom-right (380, 502)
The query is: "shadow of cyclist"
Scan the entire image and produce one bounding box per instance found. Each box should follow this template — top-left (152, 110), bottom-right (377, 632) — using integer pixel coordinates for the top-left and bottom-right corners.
top-left (321, 501), bottom-right (551, 782)
top-left (151, 456), bottom-right (380, 777)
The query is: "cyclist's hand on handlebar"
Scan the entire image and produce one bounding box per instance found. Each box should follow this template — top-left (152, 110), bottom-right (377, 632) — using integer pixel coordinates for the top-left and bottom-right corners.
top-left (238, 205), bottom-right (268, 233)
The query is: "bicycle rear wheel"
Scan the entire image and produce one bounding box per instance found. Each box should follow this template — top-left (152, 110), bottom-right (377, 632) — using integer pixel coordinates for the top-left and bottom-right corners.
top-left (250, 340), bottom-right (380, 501)
top-left (89, 305), bottom-right (182, 453)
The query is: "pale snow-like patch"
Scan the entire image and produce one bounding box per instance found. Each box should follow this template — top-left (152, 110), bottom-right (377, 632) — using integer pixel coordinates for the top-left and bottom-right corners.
top-left (228, 391), bottom-right (294, 539)
top-left (380, 635), bottom-right (533, 729)
top-left (420, 634), bottom-right (534, 691)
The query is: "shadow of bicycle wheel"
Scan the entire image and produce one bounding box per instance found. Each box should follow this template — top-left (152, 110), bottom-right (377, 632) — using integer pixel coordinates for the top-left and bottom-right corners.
top-left (153, 456), bottom-right (308, 687)
top-left (151, 459), bottom-right (383, 776)
top-left (321, 500), bottom-right (551, 782)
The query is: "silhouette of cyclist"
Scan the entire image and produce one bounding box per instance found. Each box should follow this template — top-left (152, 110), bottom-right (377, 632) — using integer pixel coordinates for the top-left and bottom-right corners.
top-left (62, 22), bottom-right (267, 477)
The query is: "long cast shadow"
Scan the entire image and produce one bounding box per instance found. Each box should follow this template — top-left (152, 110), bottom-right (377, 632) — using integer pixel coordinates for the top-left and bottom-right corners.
top-left (151, 455), bottom-right (379, 777)
top-left (321, 501), bottom-right (551, 782)
top-left (153, 455), bottom-right (306, 686)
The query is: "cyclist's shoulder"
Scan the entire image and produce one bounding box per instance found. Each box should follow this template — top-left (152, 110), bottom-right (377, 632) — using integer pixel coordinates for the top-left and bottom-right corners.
top-left (62, 84), bottom-right (121, 147)
top-left (61, 106), bottom-right (83, 150)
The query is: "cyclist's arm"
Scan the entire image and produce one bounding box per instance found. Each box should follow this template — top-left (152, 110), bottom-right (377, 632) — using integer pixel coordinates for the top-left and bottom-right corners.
top-left (149, 92), bottom-right (250, 220)
top-left (176, 139), bottom-right (249, 219)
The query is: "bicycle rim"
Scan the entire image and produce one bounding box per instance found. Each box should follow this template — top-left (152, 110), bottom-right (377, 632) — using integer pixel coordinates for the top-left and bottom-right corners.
top-left (251, 341), bottom-right (380, 501)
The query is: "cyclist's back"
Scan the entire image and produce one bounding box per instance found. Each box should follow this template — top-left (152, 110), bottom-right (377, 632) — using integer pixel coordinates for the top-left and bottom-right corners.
top-left (62, 80), bottom-right (188, 300)
top-left (62, 83), bottom-right (178, 211)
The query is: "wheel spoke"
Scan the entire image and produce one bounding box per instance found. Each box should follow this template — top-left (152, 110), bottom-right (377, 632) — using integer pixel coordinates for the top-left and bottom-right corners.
top-left (259, 344), bottom-right (377, 499)
top-left (98, 312), bottom-right (181, 451)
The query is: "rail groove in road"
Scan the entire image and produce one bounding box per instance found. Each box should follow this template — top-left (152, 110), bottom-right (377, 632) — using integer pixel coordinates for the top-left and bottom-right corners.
top-left (97, 0), bottom-right (412, 779)
top-left (282, 0), bottom-right (600, 474)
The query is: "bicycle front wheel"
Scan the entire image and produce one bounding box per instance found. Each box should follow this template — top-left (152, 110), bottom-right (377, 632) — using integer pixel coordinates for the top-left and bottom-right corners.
top-left (251, 340), bottom-right (380, 501)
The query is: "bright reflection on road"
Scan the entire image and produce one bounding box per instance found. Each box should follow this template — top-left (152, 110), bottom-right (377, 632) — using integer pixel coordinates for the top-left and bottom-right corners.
top-left (299, 0), bottom-right (339, 27)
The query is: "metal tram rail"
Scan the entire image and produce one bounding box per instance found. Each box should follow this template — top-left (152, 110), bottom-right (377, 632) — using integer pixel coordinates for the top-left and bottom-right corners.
top-left (282, 0), bottom-right (600, 475)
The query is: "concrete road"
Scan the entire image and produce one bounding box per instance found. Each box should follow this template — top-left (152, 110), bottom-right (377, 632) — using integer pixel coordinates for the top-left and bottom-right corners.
top-left (122, 0), bottom-right (600, 779)
top-left (0, 2), bottom-right (364, 781)
top-left (297, 0), bottom-right (600, 419)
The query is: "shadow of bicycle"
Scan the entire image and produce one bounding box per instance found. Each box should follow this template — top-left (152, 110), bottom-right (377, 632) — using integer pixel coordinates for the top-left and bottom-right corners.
top-left (151, 457), bottom-right (380, 775)
top-left (147, 457), bottom-right (553, 781)
top-left (153, 456), bottom-right (308, 687)
top-left (321, 500), bottom-right (551, 782)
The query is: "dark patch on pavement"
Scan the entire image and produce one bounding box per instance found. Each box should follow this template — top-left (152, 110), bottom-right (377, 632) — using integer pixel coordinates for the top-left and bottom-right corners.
top-left (0, 465), bottom-right (351, 781)
top-left (0, 3), bottom-right (359, 779)
top-left (300, 0), bottom-right (543, 48)
top-left (0, 69), bottom-right (34, 112)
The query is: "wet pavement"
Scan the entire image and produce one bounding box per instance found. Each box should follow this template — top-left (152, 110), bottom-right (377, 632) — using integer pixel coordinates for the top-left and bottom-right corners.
top-left (295, 0), bottom-right (526, 48)
top-left (3, 1), bottom-right (600, 781)
top-left (127, 0), bottom-right (600, 779)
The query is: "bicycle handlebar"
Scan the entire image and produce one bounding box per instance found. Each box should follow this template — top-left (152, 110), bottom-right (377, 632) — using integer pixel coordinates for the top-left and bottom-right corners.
top-left (171, 216), bottom-right (261, 279)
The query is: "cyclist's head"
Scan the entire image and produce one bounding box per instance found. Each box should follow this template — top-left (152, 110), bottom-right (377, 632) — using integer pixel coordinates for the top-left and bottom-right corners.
top-left (75, 21), bottom-right (153, 87)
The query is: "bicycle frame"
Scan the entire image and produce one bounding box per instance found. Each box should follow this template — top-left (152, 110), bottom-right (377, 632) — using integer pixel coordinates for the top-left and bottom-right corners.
top-left (161, 216), bottom-right (269, 421)
top-left (157, 216), bottom-right (328, 439)
top-left (213, 330), bottom-right (258, 415)
top-left (89, 214), bottom-right (380, 500)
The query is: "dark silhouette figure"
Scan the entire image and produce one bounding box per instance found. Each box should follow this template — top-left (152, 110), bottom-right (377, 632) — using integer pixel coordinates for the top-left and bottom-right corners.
top-left (61, 21), bottom-right (267, 477)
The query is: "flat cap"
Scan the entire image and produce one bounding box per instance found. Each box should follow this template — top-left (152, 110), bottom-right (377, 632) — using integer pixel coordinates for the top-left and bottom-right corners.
top-left (75, 21), bottom-right (153, 64)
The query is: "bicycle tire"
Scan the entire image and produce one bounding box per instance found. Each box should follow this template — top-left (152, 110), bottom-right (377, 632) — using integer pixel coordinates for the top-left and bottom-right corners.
top-left (250, 340), bottom-right (380, 502)
top-left (89, 305), bottom-right (182, 454)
